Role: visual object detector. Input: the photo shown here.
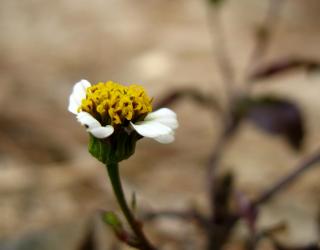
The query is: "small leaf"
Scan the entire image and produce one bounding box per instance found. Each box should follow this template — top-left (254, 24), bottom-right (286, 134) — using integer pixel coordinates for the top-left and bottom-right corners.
top-left (245, 96), bottom-right (305, 150)
top-left (102, 211), bottom-right (123, 233)
top-left (101, 211), bottom-right (140, 247)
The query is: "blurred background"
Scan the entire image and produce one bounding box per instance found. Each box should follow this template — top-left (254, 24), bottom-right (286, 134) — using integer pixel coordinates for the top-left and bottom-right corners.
top-left (0, 0), bottom-right (320, 249)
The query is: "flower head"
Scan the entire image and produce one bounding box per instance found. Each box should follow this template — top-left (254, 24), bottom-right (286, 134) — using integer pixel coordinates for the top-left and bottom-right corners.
top-left (79, 81), bottom-right (153, 126)
top-left (68, 80), bottom-right (178, 144)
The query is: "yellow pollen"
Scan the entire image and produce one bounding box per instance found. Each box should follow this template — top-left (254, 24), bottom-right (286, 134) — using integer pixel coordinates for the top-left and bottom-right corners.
top-left (79, 81), bottom-right (153, 125)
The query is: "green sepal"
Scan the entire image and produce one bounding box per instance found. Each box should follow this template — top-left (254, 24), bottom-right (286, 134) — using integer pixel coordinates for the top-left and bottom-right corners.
top-left (88, 129), bottom-right (139, 165)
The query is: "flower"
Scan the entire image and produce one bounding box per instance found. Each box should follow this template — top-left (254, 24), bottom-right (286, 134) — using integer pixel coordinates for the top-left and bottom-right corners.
top-left (68, 79), bottom-right (178, 144)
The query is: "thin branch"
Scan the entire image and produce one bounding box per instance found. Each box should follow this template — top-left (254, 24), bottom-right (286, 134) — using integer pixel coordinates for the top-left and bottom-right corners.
top-left (154, 88), bottom-right (223, 117)
top-left (245, 0), bottom-right (286, 79)
top-left (254, 149), bottom-right (320, 206)
top-left (206, 6), bottom-right (235, 103)
top-left (205, 115), bottom-right (240, 250)
top-left (272, 240), bottom-right (320, 250)
top-left (257, 221), bottom-right (287, 240)
top-left (249, 58), bottom-right (320, 81)
top-left (206, 127), bottom-right (230, 206)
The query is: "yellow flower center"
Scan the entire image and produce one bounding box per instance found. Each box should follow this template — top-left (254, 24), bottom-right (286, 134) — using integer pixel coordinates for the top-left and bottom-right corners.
top-left (79, 81), bottom-right (153, 126)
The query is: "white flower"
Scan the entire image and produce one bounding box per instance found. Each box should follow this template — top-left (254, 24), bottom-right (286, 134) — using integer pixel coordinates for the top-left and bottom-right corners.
top-left (68, 79), bottom-right (178, 144)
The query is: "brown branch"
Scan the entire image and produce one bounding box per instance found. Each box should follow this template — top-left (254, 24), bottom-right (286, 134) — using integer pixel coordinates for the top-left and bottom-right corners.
top-left (245, 0), bottom-right (286, 77)
top-left (272, 240), bottom-right (320, 250)
top-left (249, 58), bottom-right (320, 81)
top-left (154, 88), bottom-right (222, 116)
top-left (254, 149), bottom-right (320, 206)
top-left (206, 6), bottom-right (235, 104)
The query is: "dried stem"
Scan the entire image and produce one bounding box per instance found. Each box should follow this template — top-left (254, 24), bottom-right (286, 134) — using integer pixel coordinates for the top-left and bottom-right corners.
top-left (154, 88), bottom-right (222, 117)
top-left (205, 6), bottom-right (241, 248)
top-left (245, 0), bottom-right (286, 79)
top-left (206, 6), bottom-right (235, 104)
top-left (254, 150), bottom-right (320, 206)
top-left (206, 121), bottom-right (234, 206)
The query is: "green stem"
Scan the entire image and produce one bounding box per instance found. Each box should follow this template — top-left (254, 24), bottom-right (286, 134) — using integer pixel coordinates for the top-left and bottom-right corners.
top-left (107, 163), bottom-right (156, 250)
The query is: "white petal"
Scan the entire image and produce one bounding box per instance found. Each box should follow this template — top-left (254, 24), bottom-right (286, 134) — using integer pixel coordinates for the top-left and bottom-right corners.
top-left (154, 132), bottom-right (175, 144)
top-left (153, 117), bottom-right (178, 129)
top-left (131, 121), bottom-right (172, 138)
top-left (68, 79), bottom-right (91, 114)
top-left (76, 112), bottom-right (114, 139)
top-left (145, 108), bottom-right (176, 120)
top-left (89, 126), bottom-right (114, 139)
top-left (68, 97), bottom-right (80, 115)
top-left (144, 108), bottom-right (178, 129)
top-left (76, 112), bottom-right (100, 129)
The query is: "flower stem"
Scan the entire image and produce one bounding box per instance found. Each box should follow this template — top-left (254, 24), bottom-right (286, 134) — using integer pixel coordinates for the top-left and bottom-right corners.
top-left (106, 163), bottom-right (156, 250)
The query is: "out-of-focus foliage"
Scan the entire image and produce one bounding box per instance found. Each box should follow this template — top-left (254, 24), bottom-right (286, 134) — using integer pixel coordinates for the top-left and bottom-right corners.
top-left (237, 96), bottom-right (305, 150)
top-left (208, 0), bottom-right (225, 7)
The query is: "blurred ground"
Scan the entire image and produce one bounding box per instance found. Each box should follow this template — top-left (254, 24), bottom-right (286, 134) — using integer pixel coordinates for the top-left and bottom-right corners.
top-left (0, 0), bottom-right (320, 249)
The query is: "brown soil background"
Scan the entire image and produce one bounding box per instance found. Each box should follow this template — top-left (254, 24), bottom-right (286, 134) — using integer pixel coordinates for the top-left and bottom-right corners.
top-left (0, 0), bottom-right (320, 249)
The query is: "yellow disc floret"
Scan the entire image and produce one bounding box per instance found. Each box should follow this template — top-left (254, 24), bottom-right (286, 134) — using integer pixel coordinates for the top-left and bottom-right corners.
top-left (79, 81), bottom-right (153, 125)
